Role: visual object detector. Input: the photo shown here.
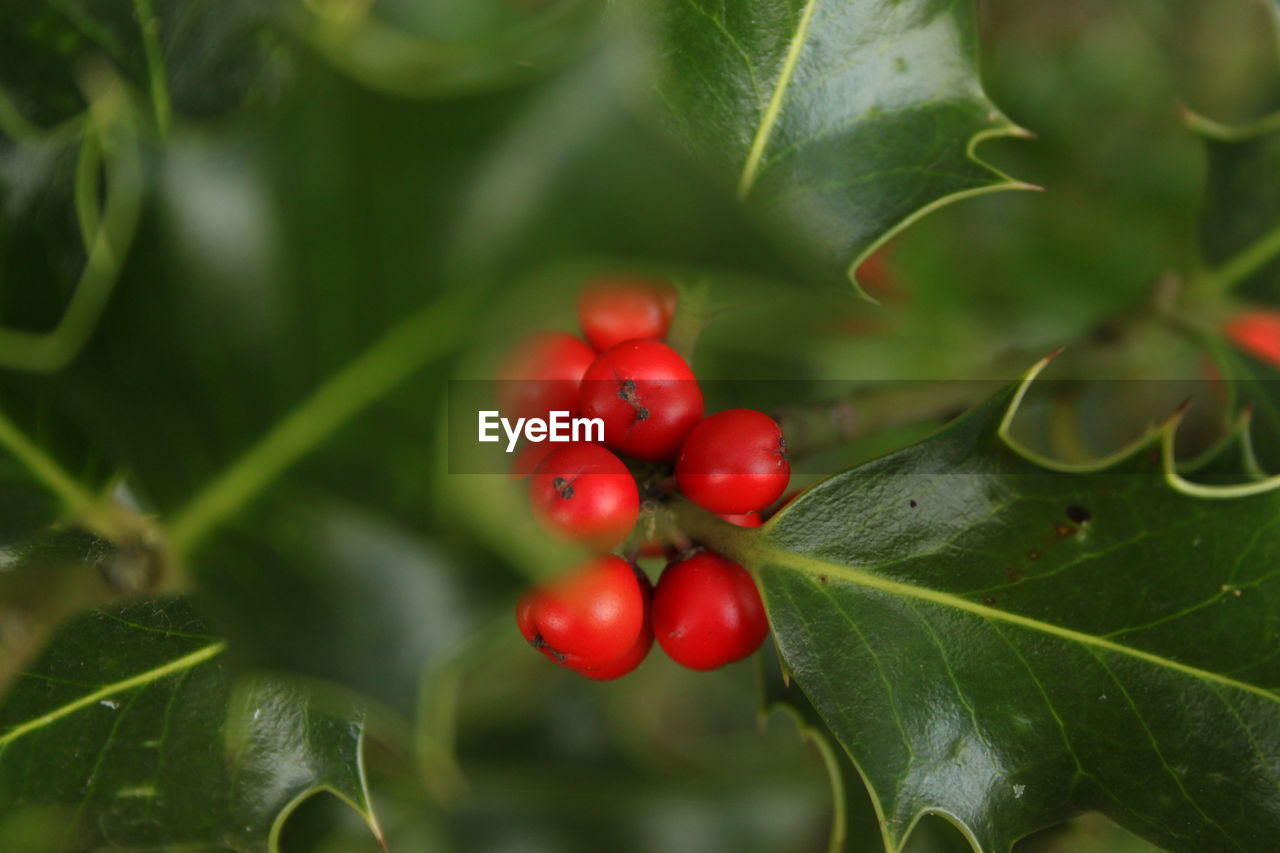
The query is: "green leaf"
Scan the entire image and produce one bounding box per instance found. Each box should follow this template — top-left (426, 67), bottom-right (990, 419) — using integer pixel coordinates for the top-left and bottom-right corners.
top-left (1193, 112), bottom-right (1280, 300)
top-left (0, 0), bottom-right (279, 133)
top-left (758, 641), bottom-right (884, 853)
top-left (1213, 348), bottom-right (1280, 474)
top-left (0, 597), bottom-right (378, 852)
top-left (680, 365), bottom-right (1280, 852)
top-left (646, 0), bottom-right (1031, 292)
top-left (294, 0), bottom-right (602, 99)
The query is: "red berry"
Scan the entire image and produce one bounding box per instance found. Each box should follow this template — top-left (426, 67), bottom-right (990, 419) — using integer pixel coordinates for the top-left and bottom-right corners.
top-left (580, 569), bottom-right (653, 681)
top-left (676, 409), bottom-right (789, 514)
top-left (578, 277), bottom-right (678, 351)
top-left (854, 243), bottom-right (901, 302)
top-left (529, 444), bottom-right (639, 549)
top-left (516, 555), bottom-right (646, 671)
top-left (509, 441), bottom-right (558, 479)
top-left (718, 511), bottom-right (762, 528)
top-left (1224, 309), bottom-right (1280, 367)
top-left (652, 551), bottom-right (768, 671)
top-left (579, 340), bottom-right (703, 461)
top-left (498, 332), bottom-right (595, 421)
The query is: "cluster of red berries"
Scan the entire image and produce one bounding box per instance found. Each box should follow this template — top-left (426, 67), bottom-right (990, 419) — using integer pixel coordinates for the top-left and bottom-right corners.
top-left (498, 277), bottom-right (790, 679)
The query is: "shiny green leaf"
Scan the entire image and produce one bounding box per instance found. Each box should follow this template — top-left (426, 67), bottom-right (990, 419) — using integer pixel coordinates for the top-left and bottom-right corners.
top-left (0, 597), bottom-right (378, 852)
top-left (647, 0), bottom-right (1030, 290)
top-left (683, 371), bottom-right (1280, 852)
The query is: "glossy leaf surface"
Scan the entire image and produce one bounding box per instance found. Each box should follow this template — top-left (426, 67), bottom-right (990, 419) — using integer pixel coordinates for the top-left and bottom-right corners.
top-left (689, 381), bottom-right (1280, 852)
top-left (0, 598), bottom-right (377, 852)
top-left (649, 0), bottom-right (1027, 289)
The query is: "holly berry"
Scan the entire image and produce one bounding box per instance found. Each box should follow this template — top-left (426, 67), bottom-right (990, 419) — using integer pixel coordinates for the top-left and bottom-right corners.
top-left (498, 331), bottom-right (596, 421)
top-left (529, 444), bottom-right (639, 549)
top-left (509, 441), bottom-right (558, 479)
top-left (579, 339), bottom-right (704, 461)
top-left (718, 511), bottom-right (762, 528)
top-left (1224, 309), bottom-right (1280, 367)
top-left (652, 551), bottom-right (768, 671)
top-left (676, 409), bottom-right (789, 514)
top-left (578, 277), bottom-right (678, 351)
top-left (580, 569), bottom-right (653, 681)
top-left (516, 555), bottom-right (646, 671)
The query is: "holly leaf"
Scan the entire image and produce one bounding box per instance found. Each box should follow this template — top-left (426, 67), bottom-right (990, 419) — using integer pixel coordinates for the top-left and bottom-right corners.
top-left (681, 360), bottom-right (1280, 852)
top-left (758, 640), bottom-right (885, 853)
top-left (1191, 110), bottom-right (1280, 302)
top-left (0, 0), bottom-right (279, 132)
top-left (646, 0), bottom-right (1031, 293)
top-left (293, 0), bottom-right (602, 99)
top-left (0, 597), bottom-right (378, 852)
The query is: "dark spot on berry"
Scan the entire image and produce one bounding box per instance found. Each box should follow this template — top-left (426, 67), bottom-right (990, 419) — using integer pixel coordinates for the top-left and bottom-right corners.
top-left (909, 500), bottom-right (918, 508)
top-left (1028, 550), bottom-right (1040, 561)
top-left (982, 596), bottom-right (997, 606)
top-left (777, 437), bottom-right (789, 463)
top-left (617, 379), bottom-right (649, 421)
top-left (553, 477), bottom-right (574, 500)
top-left (531, 633), bottom-right (567, 663)
top-left (1065, 505), bottom-right (1091, 524)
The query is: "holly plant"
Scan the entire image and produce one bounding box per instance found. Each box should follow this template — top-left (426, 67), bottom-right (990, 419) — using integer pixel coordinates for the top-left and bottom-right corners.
top-left (1, 1), bottom-right (1279, 852)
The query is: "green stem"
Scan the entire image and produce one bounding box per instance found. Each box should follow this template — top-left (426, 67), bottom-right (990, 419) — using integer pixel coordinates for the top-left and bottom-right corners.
top-left (132, 0), bottom-right (172, 138)
top-left (0, 408), bottom-right (100, 523)
top-left (0, 79), bottom-right (143, 372)
top-left (0, 404), bottom-right (158, 548)
top-left (1204, 220), bottom-right (1280, 295)
top-left (669, 497), bottom-right (757, 564)
top-left (776, 381), bottom-right (982, 461)
top-left (73, 122), bottom-right (102, 248)
top-left (167, 288), bottom-right (479, 556)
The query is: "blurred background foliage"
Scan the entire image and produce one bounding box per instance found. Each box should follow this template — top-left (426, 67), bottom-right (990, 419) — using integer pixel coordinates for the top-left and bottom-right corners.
top-left (1, 0), bottom-right (1278, 850)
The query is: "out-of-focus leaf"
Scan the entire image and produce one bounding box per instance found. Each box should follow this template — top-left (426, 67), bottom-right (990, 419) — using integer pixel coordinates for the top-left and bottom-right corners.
top-left (1194, 116), bottom-right (1280, 301)
top-left (0, 0), bottom-right (280, 130)
top-left (0, 597), bottom-right (379, 852)
top-left (197, 495), bottom-right (483, 715)
top-left (645, 0), bottom-right (1030, 291)
top-left (1136, 0), bottom-right (1280, 126)
top-left (295, 0), bottom-right (602, 98)
top-left (678, 367), bottom-right (1280, 852)
top-left (757, 641), bottom-right (882, 853)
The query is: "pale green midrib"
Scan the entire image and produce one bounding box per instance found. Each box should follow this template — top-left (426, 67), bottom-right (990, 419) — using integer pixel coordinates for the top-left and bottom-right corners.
top-left (760, 546), bottom-right (1280, 705)
top-left (0, 642), bottom-right (226, 747)
top-left (738, 0), bottom-right (820, 198)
